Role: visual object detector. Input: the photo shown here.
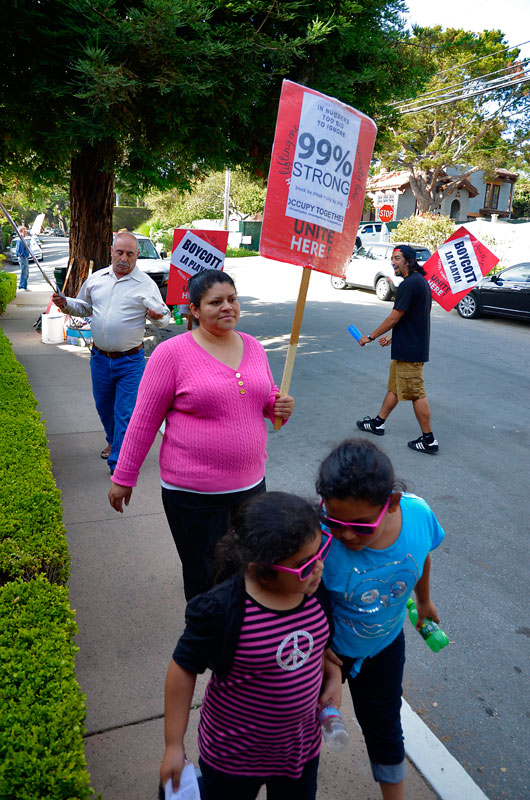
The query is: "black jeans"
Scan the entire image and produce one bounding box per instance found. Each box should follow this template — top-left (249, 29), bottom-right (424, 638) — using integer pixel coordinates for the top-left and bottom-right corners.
top-left (198, 755), bottom-right (319, 800)
top-left (162, 479), bottom-right (266, 600)
top-left (342, 629), bottom-right (406, 766)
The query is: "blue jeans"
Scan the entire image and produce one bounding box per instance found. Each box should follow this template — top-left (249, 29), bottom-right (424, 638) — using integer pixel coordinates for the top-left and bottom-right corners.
top-left (90, 348), bottom-right (145, 471)
top-left (18, 256), bottom-right (29, 289)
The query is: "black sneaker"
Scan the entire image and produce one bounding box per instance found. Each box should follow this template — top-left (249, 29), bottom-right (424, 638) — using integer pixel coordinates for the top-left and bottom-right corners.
top-left (356, 416), bottom-right (385, 436)
top-left (407, 435), bottom-right (439, 454)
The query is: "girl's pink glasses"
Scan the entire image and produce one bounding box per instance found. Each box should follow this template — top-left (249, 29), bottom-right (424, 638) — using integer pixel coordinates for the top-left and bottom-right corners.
top-left (319, 496), bottom-right (391, 535)
top-left (271, 531), bottom-right (332, 581)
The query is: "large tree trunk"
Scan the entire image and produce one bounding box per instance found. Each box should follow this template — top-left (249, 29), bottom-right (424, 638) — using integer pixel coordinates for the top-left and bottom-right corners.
top-left (66, 141), bottom-right (116, 296)
top-left (408, 171), bottom-right (433, 215)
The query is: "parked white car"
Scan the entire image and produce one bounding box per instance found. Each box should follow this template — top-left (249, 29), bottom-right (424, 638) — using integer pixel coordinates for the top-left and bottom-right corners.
top-left (357, 221), bottom-right (389, 246)
top-left (131, 233), bottom-right (171, 301)
top-left (9, 235), bottom-right (43, 263)
top-left (330, 242), bottom-right (432, 301)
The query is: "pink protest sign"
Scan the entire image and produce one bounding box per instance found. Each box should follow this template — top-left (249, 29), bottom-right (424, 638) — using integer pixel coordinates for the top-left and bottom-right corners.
top-left (260, 80), bottom-right (377, 278)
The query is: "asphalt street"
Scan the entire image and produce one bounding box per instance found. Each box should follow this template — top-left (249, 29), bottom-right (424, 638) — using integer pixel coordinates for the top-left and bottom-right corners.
top-left (227, 257), bottom-right (530, 800)
top-left (9, 236), bottom-right (530, 799)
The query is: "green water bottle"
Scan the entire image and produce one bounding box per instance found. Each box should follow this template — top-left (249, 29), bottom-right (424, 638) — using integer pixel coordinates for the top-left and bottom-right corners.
top-left (406, 597), bottom-right (449, 653)
top-left (172, 308), bottom-right (183, 325)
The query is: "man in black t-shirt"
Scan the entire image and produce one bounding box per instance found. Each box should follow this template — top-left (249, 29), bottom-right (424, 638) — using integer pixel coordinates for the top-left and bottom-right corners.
top-left (356, 245), bottom-right (439, 454)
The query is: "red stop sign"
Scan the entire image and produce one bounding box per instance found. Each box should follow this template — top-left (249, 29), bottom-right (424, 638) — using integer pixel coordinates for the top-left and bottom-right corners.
top-left (379, 205), bottom-right (394, 222)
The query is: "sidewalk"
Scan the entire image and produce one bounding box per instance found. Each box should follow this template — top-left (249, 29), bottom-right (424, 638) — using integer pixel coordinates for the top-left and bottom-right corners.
top-left (1, 289), bottom-right (439, 800)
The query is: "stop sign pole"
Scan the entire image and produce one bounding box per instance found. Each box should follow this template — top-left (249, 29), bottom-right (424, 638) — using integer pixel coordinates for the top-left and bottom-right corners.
top-left (378, 204), bottom-right (394, 223)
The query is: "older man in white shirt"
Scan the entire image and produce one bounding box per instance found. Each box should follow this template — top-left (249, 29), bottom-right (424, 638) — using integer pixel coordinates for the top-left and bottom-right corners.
top-left (53, 231), bottom-right (170, 473)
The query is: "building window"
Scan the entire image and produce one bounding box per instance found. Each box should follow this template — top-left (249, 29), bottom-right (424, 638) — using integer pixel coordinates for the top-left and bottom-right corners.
top-left (484, 182), bottom-right (500, 209)
top-left (491, 184), bottom-right (500, 209)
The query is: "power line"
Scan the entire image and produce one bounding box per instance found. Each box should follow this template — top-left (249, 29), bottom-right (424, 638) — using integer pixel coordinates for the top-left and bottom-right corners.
top-left (393, 38), bottom-right (530, 107)
top-left (433, 38), bottom-right (530, 77)
top-left (399, 74), bottom-right (530, 114)
top-left (392, 59), bottom-right (530, 108)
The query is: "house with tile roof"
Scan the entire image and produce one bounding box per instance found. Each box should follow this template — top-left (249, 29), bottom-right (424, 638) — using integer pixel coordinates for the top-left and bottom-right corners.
top-left (366, 168), bottom-right (518, 222)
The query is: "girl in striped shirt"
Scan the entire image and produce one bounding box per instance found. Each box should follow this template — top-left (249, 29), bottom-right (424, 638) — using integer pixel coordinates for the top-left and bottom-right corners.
top-left (160, 492), bottom-right (341, 800)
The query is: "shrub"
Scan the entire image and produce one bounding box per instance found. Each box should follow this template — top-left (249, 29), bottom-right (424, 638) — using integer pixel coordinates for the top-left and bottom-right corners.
top-left (0, 330), bottom-right (69, 584)
top-left (148, 226), bottom-right (175, 253)
top-left (390, 213), bottom-right (456, 253)
top-left (226, 246), bottom-right (259, 257)
top-left (0, 271), bottom-right (17, 314)
top-left (112, 205), bottom-right (151, 232)
top-left (0, 576), bottom-right (95, 800)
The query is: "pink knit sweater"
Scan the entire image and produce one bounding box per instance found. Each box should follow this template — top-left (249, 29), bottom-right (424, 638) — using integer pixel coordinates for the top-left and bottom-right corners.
top-left (112, 331), bottom-right (282, 491)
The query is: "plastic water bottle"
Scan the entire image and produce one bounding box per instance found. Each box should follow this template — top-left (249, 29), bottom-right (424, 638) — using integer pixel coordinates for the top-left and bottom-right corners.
top-left (318, 705), bottom-right (350, 751)
top-left (406, 597), bottom-right (449, 653)
top-left (172, 307), bottom-right (183, 325)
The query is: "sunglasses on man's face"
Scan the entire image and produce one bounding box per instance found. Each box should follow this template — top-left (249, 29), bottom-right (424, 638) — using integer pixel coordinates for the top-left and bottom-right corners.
top-left (270, 531), bottom-right (332, 582)
top-left (318, 496), bottom-right (391, 536)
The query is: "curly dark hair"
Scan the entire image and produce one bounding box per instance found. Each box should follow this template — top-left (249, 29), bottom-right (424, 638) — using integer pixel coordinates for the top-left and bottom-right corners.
top-left (187, 270), bottom-right (236, 307)
top-left (215, 492), bottom-right (320, 584)
top-left (392, 244), bottom-right (426, 276)
top-left (316, 438), bottom-right (402, 507)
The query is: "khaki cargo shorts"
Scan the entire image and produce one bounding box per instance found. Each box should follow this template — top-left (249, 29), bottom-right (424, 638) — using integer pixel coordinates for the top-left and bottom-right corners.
top-left (388, 360), bottom-right (426, 401)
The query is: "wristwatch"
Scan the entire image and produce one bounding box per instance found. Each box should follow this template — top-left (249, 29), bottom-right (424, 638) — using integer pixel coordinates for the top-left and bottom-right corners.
top-left (367, 335), bottom-right (375, 342)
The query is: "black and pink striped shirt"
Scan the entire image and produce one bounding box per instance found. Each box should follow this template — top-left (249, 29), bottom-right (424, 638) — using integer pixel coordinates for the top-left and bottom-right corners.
top-left (198, 593), bottom-right (330, 778)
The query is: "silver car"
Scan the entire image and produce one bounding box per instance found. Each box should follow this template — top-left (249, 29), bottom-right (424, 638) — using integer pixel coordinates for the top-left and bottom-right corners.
top-left (9, 235), bottom-right (43, 263)
top-left (330, 242), bottom-right (432, 301)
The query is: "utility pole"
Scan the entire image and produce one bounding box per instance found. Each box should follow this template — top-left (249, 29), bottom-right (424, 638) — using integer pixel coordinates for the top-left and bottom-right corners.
top-left (223, 169), bottom-right (231, 230)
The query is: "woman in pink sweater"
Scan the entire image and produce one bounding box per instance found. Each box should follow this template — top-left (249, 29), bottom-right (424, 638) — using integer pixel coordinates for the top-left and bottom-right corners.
top-left (108, 270), bottom-right (294, 599)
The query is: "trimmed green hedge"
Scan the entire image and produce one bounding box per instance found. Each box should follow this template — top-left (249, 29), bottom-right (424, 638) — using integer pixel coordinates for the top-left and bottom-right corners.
top-left (113, 205), bottom-right (151, 232)
top-left (0, 331), bottom-right (98, 798)
top-left (0, 330), bottom-right (69, 584)
top-left (0, 271), bottom-right (16, 314)
top-left (0, 576), bottom-right (94, 800)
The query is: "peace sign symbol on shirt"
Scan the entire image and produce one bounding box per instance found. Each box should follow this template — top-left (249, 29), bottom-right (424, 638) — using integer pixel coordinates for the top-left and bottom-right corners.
top-left (276, 630), bottom-right (314, 672)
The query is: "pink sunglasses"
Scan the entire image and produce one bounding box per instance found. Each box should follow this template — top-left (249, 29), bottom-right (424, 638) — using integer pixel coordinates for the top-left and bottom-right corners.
top-left (271, 531), bottom-right (332, 581)
top-left (319, 496), bottom-right (391, 535)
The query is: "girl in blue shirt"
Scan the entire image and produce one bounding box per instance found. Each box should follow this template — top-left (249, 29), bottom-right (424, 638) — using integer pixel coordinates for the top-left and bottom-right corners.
top-left (316, 439), bottom-right (445, 800)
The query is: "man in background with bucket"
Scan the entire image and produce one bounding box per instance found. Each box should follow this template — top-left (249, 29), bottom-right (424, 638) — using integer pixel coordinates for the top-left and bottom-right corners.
top-left (53, 231), bottom-right (170, 473)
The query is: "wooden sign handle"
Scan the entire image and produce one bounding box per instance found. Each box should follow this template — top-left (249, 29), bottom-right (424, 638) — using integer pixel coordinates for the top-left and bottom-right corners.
top-left (273, 266), bottom-right (311, 430)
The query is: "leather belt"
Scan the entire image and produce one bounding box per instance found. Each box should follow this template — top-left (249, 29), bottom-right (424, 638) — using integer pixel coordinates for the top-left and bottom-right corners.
top-left (92, 344), bottom-right (144, 359)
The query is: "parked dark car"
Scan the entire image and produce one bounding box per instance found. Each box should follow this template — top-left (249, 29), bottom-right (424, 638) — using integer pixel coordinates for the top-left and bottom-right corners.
top-left (456, 263), bottom-right (530, 321)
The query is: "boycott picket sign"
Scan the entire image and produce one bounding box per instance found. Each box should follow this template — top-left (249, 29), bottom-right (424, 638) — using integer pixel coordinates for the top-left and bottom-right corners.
top-left (260, 80), bottom-right (377, 278)
top-left (166, 229), bottom-right (229, 305)
top-left (422, 227), bottom-right (499, 312)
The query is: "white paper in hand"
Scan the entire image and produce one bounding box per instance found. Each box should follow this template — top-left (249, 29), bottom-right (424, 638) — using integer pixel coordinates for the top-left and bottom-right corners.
top-left (143, 298), bottom-right (166, 316)
top-left (164, 763), bottom-right (201, 800)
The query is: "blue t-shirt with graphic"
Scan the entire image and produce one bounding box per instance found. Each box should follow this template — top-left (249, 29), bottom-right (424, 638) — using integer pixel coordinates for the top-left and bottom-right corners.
top-left (322, 493), bottom-right (445, 676)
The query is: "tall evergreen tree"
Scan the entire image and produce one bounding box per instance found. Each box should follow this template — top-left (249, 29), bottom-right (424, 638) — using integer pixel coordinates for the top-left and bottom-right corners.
top-left (1, 0), bottom-right (427, 284)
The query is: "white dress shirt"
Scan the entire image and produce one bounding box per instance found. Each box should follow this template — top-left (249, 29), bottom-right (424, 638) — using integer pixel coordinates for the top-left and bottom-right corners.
top-left (63, 266), bottom-right (171, 352)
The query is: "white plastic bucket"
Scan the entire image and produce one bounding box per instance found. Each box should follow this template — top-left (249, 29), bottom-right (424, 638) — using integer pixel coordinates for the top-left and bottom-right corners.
top-left (41, 313), bottom-right (65, 344)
